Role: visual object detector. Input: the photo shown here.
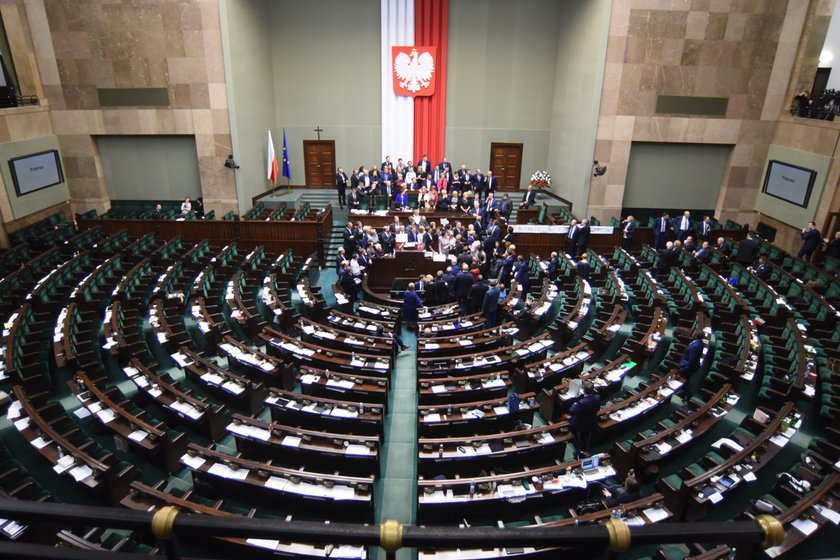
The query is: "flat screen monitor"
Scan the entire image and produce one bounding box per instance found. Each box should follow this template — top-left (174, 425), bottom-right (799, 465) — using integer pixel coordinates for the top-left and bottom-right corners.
top-left (761, 160), bottom-right (816, 208)
top-left (8, 150), bottom-right (64, 196)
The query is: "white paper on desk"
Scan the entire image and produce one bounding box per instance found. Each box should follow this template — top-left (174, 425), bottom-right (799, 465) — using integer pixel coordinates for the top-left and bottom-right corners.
top-left (264, 476), bottom-right (288, 492)
top-left (208, 463), bottom-right (249, 480)
top-left (1, 521), bottom-right (24, 538)
top-left (31, 436), bottom-right (49, 449)
top-left (350, 359), bottom-right (365, 367)
top-left (422, 342), bottom-right (439, 350)
top-left (457, 445), bottom-right (476, 456)
top-left (326, 379), bottom-right (354, 390)
top-left (96, 409), bottom-right (117, 424)
top-left (643, 507), bottom-right (669, 523)
top-left (538, 432), bottom-right (554, 444)
top-left (625, 516), bottom-right (646, 527)
top-left (424, 413), bottom-right (441, 422)
top-left (374, 361), bottom-right (388, 370)
top-left (332, 485), bottom-right (358, 501)
top-left (676, 431), bottom-right (692, 444)
top-left (222, 381), bottom-right (245, 395)
top-left (431, 385), bottom-right (446, 394)
top-left (464, 409), bottom-right (485, 419)
top-left (69, 464), bottom-right (94, 482)
top-left (654, 442), bottom-right (672, 454)
top-left (493, 406), bottom-right (508, 415)
top-left (128, 429), bottom-right (149, 442)
top-left (281, 435), bottom-right (302, 447)
top-left (458, 339), bottom-right (473, 346)
top-left (708, 492), bottom-right (723, 504)
top-left (13, 418), bottom-right (30, 431)
top-left (260, 361), bottom-right (275, 372)
top-left (181, 454), bottom-right (206, 470)
top-left (246, 538), bottom-right (279, 550)
top-left (791, 517), bottom-right (819, 536)
top-left (743, 471), bottom-right (757, 482)
top-left (331, 407), bottom-right (359, 418)
top-left (6, 401), bottom-right (21, 420)
top-left (201, 372), bottom-right (225, 385)
top-left (769, 434), bottom-right (789, 448)
top-left (346, 444), bottom-right (371, 456)
top-left (814, 504), bottom-right (840, 525)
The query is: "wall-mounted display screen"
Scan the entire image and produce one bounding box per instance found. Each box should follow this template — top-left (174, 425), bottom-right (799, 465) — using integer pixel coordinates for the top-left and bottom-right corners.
top-left (761, 160), bottom-right (816, 208)
top-left (9, 150), bottom-right (64, 196)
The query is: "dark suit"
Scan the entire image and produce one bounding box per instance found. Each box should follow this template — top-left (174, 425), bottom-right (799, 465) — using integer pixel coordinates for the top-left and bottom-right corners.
top-left (565, 226), bottom-right (577, 257)
top-left (677, 338), bottom-right (704, 397)
top-left (513, 262), bottom-right (529, 292)
top-left (576, 260), bottom-right (590, 280)
top-left (697, 220), bottom-right (712, 241)
top-left (754, 261), bottom-right (771, 279)
top-left (403, 290), bottom-right (424, 324)
top-left (471, 173), bottom-right (485, 197)
top-left (621, 221), bottom-right (636, 251)
top-left (547, 257), bottom-right (560, 281)
top-left (348, 190), bottom-right (360, 210)
top-left (798, 228), bottom-right (820, 261)
top-left (468, 282), bottom-right (489, 314)
top-left (485, 176), bottom-right (497, 197)
top-left (482, 286), bottom-right (501, 327)
top-left (674, 216), bottom-right (693, 242)
top-left (453, 271), bottom-right (475, 314)
top-left (336, 171), bottom-right (348, 207)
top-left (343, 226), bottom-right (356, 253)
top-left (569, 392), bottom-right (601, 457)
top-left (576, 224), bottom-right (591, 256)
top-left (520, 190), bottom-right (536, 208)
top-left (499, 199), bottom-right (513, 222)
top-left (653, 217), bottom-right (671, 250)
top-left (734, 238), bottom-right (759, 266)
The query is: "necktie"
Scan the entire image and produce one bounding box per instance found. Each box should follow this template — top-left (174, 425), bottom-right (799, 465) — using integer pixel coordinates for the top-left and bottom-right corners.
top-left (661, 220), bottom-right (665, 232)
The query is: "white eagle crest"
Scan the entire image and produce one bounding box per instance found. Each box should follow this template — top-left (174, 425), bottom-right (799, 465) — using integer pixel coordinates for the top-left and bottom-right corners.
top-left (394, 48), bottom-right (435, 93)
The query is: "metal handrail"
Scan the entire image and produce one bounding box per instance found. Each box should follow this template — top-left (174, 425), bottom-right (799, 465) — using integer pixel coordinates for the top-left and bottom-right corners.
top-left (0, 498), bottom-right (784, 560)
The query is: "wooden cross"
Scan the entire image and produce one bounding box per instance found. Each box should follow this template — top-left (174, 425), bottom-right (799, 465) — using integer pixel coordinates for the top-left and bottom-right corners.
top-left (314, 126), bottom-right (324, 140)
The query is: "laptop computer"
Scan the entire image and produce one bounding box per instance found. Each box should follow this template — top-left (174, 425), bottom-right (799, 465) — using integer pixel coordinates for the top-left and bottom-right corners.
top-left (581, 454), bottom-right (601, 472)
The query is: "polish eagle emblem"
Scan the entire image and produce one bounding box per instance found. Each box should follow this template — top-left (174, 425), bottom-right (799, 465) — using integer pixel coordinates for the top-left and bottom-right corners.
top-left (392, 46), bottom-right (436, 96)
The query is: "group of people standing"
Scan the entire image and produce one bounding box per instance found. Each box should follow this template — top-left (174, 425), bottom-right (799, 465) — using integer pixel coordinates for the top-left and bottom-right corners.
top-left (335, 155), bottom-right (538, 216)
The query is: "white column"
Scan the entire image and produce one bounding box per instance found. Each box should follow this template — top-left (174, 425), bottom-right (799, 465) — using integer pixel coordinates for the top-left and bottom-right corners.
top-left (381, 0), bottom-right (414, 164)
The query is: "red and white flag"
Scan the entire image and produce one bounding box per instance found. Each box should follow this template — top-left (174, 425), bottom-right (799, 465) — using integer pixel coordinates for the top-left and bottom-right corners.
top-left (392, 46), bottom-right (437, 97)
top-left (267, 130), bottom-right (279, 184)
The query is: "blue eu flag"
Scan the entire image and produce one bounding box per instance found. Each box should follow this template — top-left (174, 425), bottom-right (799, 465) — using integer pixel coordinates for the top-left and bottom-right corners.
top-left (282, 128), bottom-right (291, 179)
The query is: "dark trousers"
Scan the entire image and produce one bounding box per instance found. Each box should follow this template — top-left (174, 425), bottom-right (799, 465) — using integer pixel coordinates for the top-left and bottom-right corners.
top-left (572, 428), bottom-right (592, 458)
top-left (337, 187), bottom-right (346, 207)
top-left (458, 296), bottom-right (469, 316)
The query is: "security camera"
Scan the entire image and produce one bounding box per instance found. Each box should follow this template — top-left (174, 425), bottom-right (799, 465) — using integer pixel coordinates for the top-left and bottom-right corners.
top-left (224, 155), bottom-right (240, 170)
top-left (593, 160), bottom-right (607, 177)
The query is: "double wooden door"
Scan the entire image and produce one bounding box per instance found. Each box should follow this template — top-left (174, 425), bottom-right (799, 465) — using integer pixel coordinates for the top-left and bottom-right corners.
top-left (303, 140), bottom-right (335, 187)
top-left (489, 142), bottom-right (523, 189)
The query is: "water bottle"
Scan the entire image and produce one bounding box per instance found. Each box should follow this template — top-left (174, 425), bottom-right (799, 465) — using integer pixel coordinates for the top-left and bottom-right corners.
top-left (438, 444), bottom-right (444, 458)
top-left (359, 402), bottom-right (364, 414)
top-left (469, 481), bottom-right (475, 497)
top-left (529, 396), bottom-right (536, 408)
top-left (447, 403), bottom-right (453, 416)
top-left (352, 351), bottom-right (356, 363)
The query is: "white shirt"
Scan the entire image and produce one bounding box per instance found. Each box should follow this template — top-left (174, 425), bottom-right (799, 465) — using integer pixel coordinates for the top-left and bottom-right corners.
top-left (681, 217), bottom-right (689, 230)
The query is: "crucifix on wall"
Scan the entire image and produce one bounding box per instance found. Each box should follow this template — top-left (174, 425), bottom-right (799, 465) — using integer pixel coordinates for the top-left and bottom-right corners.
top-left (314, 126), bottom-right (324, 140)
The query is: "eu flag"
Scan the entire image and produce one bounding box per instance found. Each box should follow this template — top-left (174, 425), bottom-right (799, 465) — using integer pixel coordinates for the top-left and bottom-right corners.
top-left (282, 128), bottom-right (291, 179)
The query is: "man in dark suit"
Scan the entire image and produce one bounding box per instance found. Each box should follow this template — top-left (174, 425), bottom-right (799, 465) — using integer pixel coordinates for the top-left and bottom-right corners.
top-left (498, 194), bottom-right (513, 223)
top-left (471, 169), bottom-right (485, 200)
top-left (564, 219), bottom-right (578, 257)
top-left (753, 255), bottom-right (771, 279)
top-left (485, 170), bottom-right (497, 198)
top-left (519, 185), bottom-right (537, 209)
top-left (482, 279), bottom-right (501, 327)
top-left (674, 211), bottom-right (693, 242)
top-left (343, 222), bottom-right (356, 254)
top-left (379, 225), bottom-right (395, 254)
top-left (798, 221), bottom-right (821, 262)
top-left (653, 212), bottom-right (671, 250)
top-left (546, 252), bottom-right (560, 281)
top-left (621, 215), bottom-right (636, 251)
top-left (656, 241), bottom-right (677, 274)
top-left (152, 204), bottom-right (163, 220)
top-left (483, 193), bottom-right (498, 228)
top-left (453, 263), bottom-right (475, 315)
top-left (697, 215), bottom-right (712, 241)
top-left (350, 168), bottom-right (359, 190)
top-left (513, 255), bottom-right (529, 293)
top-left (715, 236), bottom-right (731, 254)
top-left (406, 224), bottom-right (418, 243)
top-left (438, 157), bottom-right (452, 175)
top-left (335, 167), bottom-right (348, 208)
top-left (417, 155), bottom-right (431, 177)
top-left (734, 232), bottom-right (759, 266)
top-left (489, 219), bottom-right (503, 242)
top-left (576, 254), bottom-right (591, 280)
top-left (468, 276), bottom-right (489, 314)
top-left (568, 380), bottom-right (600, 459)
top-left (576, 219), bottom-right (591, 256)
top-left (677, 332), bottom-right (705, 398)
top-left (694, 241), bottom-right (711, 263)
top-left (347, 187), bottom-right (360, 211)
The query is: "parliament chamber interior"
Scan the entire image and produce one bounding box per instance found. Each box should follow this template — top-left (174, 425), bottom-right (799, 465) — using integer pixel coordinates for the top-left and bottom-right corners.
top-left (0, 1), bottom-right (838, 559)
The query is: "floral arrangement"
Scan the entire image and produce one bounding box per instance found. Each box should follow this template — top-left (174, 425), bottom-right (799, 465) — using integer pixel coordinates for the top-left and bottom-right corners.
top-left (530, 170), bottom-right (551, 188)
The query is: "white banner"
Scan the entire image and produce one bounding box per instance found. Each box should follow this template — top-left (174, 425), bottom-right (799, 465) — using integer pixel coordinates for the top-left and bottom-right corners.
top-left (511, 225), bottom-right (615, 235)
top-left (381, 0), bottom-right (414, 163)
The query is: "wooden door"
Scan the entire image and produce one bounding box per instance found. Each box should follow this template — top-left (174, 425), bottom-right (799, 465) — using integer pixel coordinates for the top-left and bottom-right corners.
top-left (303, 140), bottom-right (336, 187)
top-left (489, 143), bottom-right (523, 189)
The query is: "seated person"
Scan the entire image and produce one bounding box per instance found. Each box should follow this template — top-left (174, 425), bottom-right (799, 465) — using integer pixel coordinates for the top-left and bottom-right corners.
top-left (602, 472), bottom-right (641, 508)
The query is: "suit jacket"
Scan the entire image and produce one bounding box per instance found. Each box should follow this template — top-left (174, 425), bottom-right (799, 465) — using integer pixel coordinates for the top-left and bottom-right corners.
top-left (801, 228), bottom-right (821, 252)
top-left (486, 176), bottom-right (497, 192)
top-left (513, 262), bottom-right (529, 285)
top-left (348, 191), bottom-right (360, 208)
top-left (576, 225), bottom-right (591, 248)
top-left (521, 190), bottom-right (536, 207)
top-left (576, 260), bottom-right (591, 279)
top-left (453, 271), bottom-right (475, 298)
top-left (469, 283), bottom-right (489, 313)
top-left (698, 220), bottom-right (712, 239)
top-left (482, 287), bottom-right (501, 314)
top-left (336, 171), bottom-right (348, 189)
top-left (622, 221), bottom-right (637, 239)
top-left (734, 238), bottom-right (759, 265)
top-left (499, 199), bottom-right (513, 220)
top-left (569, 393), bottom-right (601, 432)
top-left (484, 198), bottom-right (498, 213)
top-left (679, 338), bottom-right (704, 374)
top-left (471, 173), bottom-right (485, 191)
top-left (674, 216), bottom-right (693, 232)
top-left (653, 217), bottom-right (671, 236)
